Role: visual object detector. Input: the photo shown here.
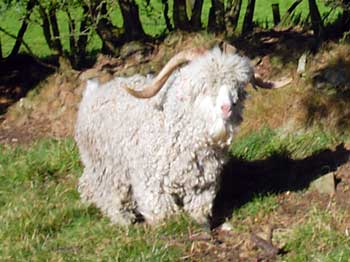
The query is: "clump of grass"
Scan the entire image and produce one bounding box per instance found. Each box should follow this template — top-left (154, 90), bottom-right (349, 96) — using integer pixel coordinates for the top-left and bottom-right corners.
top-left (231, 194), bottom-right (279, 232)
top-left (283, 208), bottom-right (350, 261)
top-left (234, 194), bottom-right (278, 219)
top-left (231, 126), bottom-right (343, 160)
top-left (230, 127), bottom-right (284, 160)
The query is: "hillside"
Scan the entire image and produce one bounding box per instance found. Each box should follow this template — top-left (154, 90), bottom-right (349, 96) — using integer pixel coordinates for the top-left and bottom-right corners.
top-left (1, 31), bottom-right (350, 261)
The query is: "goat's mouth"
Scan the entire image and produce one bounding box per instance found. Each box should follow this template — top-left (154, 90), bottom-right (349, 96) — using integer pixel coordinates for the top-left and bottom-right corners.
top-left (222, 110), bottom-right (232, 120)
top-left (220, 103), bottom-right (233, 120)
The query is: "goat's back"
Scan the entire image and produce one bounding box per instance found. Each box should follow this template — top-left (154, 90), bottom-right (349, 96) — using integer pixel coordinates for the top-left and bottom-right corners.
top-left (75, 75), bottom-right (167, 175)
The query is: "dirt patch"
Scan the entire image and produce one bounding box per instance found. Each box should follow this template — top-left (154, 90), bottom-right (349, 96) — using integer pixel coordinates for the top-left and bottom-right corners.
top-left (0, 72), bottom-right (84, 144)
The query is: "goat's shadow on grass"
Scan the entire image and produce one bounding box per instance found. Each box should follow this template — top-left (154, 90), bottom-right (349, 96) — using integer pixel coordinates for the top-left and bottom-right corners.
top-left (212, 143), bottom-right (350, 228)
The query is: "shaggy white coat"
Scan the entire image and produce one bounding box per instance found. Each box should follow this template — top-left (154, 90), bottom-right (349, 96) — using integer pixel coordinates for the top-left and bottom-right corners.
top-left (75, 47), bottom-right (253, 225)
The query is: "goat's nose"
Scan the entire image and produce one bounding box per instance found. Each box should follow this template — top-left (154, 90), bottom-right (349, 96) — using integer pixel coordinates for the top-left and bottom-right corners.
top-left (221, 104), bottom-right (232, 118)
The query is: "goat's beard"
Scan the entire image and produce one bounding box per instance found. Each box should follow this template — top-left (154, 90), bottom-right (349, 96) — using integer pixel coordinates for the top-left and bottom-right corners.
top-left (196, 97), bottom-right (235, 146)
top-left (209, 118), bottom-right (233, 146)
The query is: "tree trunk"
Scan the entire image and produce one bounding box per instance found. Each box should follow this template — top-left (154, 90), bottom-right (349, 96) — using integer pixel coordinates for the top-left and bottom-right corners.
top-left (308, 0), bottom-right (325, 39)
top-left (173, 0), bottom-right (190, 30)
top-left (242, 0), bottom-right (256, 34)
top-left (39, 5), bottom-right (52, 49)
top-left (280, 0), bottom-right (303, 25)
top-left (49, 7), bottom-right (63, 55)
top-left (9, 0), bottom-right (36, 57)
top-left (272, 4), bottom-right (281, 26)
top-left (118, 0), bottom-right (146, 40)
top-left (38, 4), bottom-right (64, 56)
top-left (208, 5), bottom-right (215, 31)
top-left (190, 0), bottom-right (204, 31)
top-left (77, 5), bottom-right (92, 59)
top-left (341, 0), bottom-right (350, 32)
top-left (90, 1), bottom-right (124, 55)
top-left (162, 0), bottom-right (173, 31)
top-left (67, 3), bottom-right (93, 67)
top-left (225, 0), bottom-right (242, 33)
top-left (38, 3), bottom-right (72, 69)
top-left (66, 9), bottom-right (77, 56)
top-left (0, 35), bottom-right (2, 60)
top-left (208, 0), bottom-right (225, 32)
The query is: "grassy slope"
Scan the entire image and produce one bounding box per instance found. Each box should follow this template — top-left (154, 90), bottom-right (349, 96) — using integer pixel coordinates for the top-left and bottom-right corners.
top-left (0, 0), bottom-right (336, 57)
top-left (1, 128), bottom-right (349, 261)
top-left (1, 2), bottom-right (349, 260)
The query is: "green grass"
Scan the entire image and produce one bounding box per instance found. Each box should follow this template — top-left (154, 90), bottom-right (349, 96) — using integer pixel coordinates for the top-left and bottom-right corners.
top-left (231, 193), bottom-right (279, 232)
top-left (230, 126), bottom-right (343, 160)
top-left (283, 208), bottom-right (350, 262)
top-left (231, 197), bottom-right (350, 261)
top-left (234, 193), bottom-right (279, 219)
top-left (1, 126), bottom-right (349, 260)
top-left (0, 0), bottom-right (338, 57)
top-left (0, 139), bottom-right (195, 261)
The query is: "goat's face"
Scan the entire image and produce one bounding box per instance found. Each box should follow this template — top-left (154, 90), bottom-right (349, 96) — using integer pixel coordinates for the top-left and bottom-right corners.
top-left (183, 49), bottom-right (252, 144)
top-left (196, 81), bottom-right (246, 144)
top-left (124, 46), bottom-right (252, 144)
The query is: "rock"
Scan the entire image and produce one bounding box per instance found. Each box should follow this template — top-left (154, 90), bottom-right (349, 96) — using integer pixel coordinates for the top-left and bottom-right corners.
top-left (309, 172), bottom-right (335, 195)
top-left (312, 67), bottom-right (349, 90)
top-left (219, 222), bottom-right (234, 232)
top-left (324, 68), bottom-right (347, 87)
top-left (297, 53), bottom-right (307, 75)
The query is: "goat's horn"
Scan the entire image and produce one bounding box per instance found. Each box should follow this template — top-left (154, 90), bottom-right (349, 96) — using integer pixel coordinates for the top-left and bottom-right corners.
top-left (252, 73), bottom-right (292, 89)
top-left (220, 42), bottom-right (237, 54)
top-left (125, 48), bottom-right (206, 99)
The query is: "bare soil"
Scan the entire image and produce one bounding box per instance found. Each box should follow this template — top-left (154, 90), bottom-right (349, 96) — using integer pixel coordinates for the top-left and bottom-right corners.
top-left (1, 30), bottom-right (350, 261)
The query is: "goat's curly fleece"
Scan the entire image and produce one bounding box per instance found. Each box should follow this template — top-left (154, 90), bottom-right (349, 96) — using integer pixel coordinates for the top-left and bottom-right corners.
top-left (75, 47), bottom-right (253, 225)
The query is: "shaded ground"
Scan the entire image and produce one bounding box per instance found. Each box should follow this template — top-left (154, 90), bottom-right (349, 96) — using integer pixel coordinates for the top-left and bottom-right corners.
top-left (233, 27), bottom-right (317, 63)
top-left (0, 54), bottom-right (55, 114)
top-left (169, 144), bottom-right (349, 262)
top-left (1, 30), bottom-right (350, 261)
top-left (215, 144), bottom-right (350, 225)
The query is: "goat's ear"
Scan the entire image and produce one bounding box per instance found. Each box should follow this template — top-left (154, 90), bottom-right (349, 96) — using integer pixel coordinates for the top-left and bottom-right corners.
top-left (219, 42), bottom-right (237, 54)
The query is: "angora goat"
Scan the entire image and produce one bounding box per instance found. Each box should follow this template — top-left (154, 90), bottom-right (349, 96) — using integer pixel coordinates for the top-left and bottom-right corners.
top-left (75, 45), bottom-right (288, 226)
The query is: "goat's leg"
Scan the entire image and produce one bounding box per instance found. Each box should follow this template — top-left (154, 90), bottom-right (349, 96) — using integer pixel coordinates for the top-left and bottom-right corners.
top-left (183, 188), bottom-right (217, 227)
top-left (132, 180), bottom-right (180, 224)
top-left (78, 166), bottom-right (138, 225)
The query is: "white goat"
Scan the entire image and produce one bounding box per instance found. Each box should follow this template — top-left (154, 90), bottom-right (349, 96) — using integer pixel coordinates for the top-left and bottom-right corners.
top-left (75, 45), bottom-right (288, 226)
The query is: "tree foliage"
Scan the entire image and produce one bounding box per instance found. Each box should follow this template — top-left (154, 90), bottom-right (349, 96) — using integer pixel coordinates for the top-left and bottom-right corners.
top-left (323, 0), bottom-right (350, 31)
top-left (1, 0), bottom-right (350, 68)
